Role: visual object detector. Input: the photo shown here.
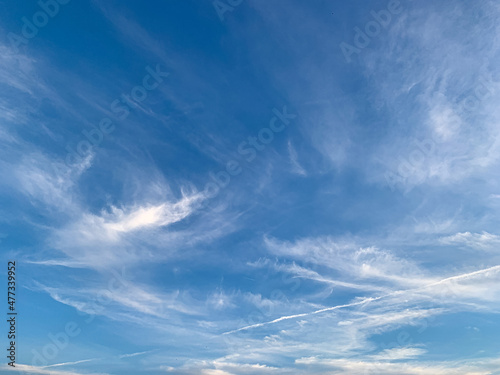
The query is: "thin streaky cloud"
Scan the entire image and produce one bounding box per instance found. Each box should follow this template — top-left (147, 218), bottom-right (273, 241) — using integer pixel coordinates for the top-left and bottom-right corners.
top-left (42, 358), bottom-right (100, 368)
top-left (3, 1), bottom-right (500, 373)
top-left (118, 350), bottom-right (153, 359)
top-left (224, 264), bottom-right (500, 334)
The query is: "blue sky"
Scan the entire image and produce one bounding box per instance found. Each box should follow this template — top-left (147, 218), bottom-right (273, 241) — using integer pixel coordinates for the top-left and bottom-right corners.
top-left (1, 0), bottom-right (500, 374)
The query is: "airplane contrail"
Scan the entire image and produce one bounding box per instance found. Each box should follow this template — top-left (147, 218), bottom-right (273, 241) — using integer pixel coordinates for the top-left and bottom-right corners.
top-left (222, 264), bottom-right (500, 335)
top-left (43, 358), bottom-right (98, 368)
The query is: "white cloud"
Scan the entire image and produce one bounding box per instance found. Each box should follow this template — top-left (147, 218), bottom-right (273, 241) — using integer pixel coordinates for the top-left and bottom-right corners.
top-left (162, 359), bottom-right (283, 375)
top-left (207, 289), bottom-right (237, 311)
top-left (43, 359), bottom-right (99, 368)
top-left (295, 356), bottom-right (492, 375)
top-left (105, 196), bottom-right (203, 233)
top-left (340, 308), bottom-right (445, 334)
top-left (44, 192), bottom-right (205, 269)
top-left (34, 277), bottom-right (203, 322)
top-left (370, 347), bottom-right (427, 360)
top-left (251, 259), bottom-right (389, 292)
top-left (118, 350), bottom-right (152, 359)
top-left (287, 140), bottom-right (306, 176)
top-left (4, 364), bottom-right (109, 375)
top-left (439, 231), bottom-right (500, 250)
top-left (0, 151), bottom-right (91, 215)
top-left (361, 1), bottom-right (500, 190)
top-left (264, 236), bottom-right (429, 288)
top-left (221, 235), bottom-right (500, 341)
top-left (428, 100), bottom-right (463, 142)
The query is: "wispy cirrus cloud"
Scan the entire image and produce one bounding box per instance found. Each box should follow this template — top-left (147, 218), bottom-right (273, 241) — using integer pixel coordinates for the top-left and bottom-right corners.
top-left (4, 364), bottom-right (109, 375)
top-left (217, 233), bottom-right (500, 365)
top-left (361, 0), bottom-right (500, 191)
top-left (42, 358), bottom-right (100, 368)
top-left (3, 1), bottom-right (500, 373)
top-left (286, 140), bottom-right (306, 176)
top-left (439, 231), bottom-right (500, 250)
top-left (295, 356), bottom-right (496, 375)
top-left (33, 272), bottom-right (204, 321)
top-left (369, 346), bottom-right (427, 360)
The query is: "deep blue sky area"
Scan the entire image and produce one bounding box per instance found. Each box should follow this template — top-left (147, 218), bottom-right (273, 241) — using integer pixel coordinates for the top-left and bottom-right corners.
top-left (1, 0), bottom-right (500, 374)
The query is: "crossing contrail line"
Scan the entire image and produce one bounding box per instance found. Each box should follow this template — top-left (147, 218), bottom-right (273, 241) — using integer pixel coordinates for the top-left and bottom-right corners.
top-left (222, 264), bottom-right (500, 335)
